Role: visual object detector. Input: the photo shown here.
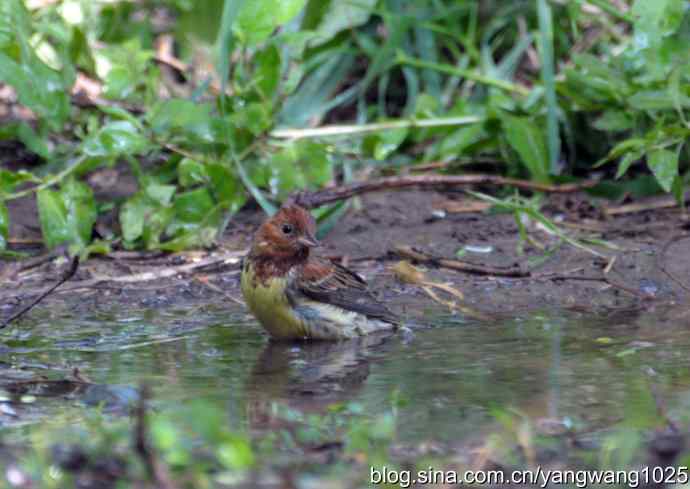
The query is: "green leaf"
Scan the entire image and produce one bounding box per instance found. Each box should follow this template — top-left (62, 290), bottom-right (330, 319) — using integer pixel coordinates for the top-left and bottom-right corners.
top-left (235, 0), bottom-right (308, 45)
top-left (178, 158), bottom-right (208, 187)
top-left (254, 44), bottom-right (281, 100)
top-left (615, 151), bottom-right (643, 179)
top-left (671, 175), bottom-right (685, 207)
top-left (148, 99), bottom-right (214, 143)
top-left (628, 90), bottom-right (690, 110)
top-left (595, 138), bottom-right (647, 167)
top-left (119, 193), bottom-right (147, 242)
top-left (230, 102), bottom-right (272, 136)
top-left (647, 148), bottom-right (678, 192)
top-left (0, 1), bottom-right (71, 131)
top-left (437, 124), bottom-right (485, 158)
top-left (37, 179), bottom-right (96, 249)
top-left (594, 110), bottom-right (634, 132)
top-left (373, 128), bottom-right (408, 161)
top-left (302, 0), bottom-right (377, 46)
top-left (0, 200), bottom-right (8, 250)
top-left (173, 188), bottom-right (215, 223)
top-left (268, 141), bottom-right (332, 199)
top-left (83, 120), bottom-right (150, 158)
top-left (145, 183), bottom-right (176, 206)
top-left (120, 188), bottom-right (176, 249)
top-left (501, 114), bottom-right (550, 182)
top-left (0, 169), bottom-right (37, 195)
top-left (206, 162), bottom-right (246, 212)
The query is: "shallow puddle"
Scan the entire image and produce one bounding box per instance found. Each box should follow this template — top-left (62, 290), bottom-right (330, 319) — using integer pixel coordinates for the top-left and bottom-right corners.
top-left (3, 301), bottom-right (690, 447)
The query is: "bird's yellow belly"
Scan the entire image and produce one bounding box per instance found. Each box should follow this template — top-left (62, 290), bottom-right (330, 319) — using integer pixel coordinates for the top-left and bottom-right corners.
top-left (241, 265), bottom-right (308, 339)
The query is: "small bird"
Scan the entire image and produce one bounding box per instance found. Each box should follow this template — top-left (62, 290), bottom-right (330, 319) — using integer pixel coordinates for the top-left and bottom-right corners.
top-left (241, 204), bottom-right (399, 340)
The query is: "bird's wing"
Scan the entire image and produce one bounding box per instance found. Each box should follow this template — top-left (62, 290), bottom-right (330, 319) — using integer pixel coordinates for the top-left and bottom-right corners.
top-left (289, 259), bottom-right (399, 324)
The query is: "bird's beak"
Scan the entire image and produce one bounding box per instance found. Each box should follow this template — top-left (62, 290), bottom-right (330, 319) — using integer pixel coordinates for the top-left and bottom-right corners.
top-left (298, 234), bottom-right (321, 248)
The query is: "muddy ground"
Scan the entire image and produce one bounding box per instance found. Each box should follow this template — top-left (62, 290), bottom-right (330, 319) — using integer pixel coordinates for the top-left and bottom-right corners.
top-left (1, 188), bottom-right (689, 326)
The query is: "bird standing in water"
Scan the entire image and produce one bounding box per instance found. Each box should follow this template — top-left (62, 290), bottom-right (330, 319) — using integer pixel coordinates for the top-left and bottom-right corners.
top-left (241, 204), bottom-right (399, 340)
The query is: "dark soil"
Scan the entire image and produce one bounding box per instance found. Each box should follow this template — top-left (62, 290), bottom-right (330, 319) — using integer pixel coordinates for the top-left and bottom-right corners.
top-left (2, 188), bottom-right (689, 326)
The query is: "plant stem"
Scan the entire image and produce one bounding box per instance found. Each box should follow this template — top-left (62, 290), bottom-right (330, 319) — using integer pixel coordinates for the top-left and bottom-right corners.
top-left (585, 0), bottom-right (634, 24)
top-left (396, 54), bottom-right (530, 96)
top-left (5, 156), bottom-right (85, 201)
top-left (271, 116), bottom-right (482, 139)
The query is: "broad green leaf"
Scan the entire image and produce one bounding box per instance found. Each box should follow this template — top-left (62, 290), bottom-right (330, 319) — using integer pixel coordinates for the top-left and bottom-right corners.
top-left (230, 102), bottom-right (272, 136)
top-left (148, 99), bottom-right (214, 143)
top-left (595, 138), bottom-right (647, 167)
top-left (158, 226), bottom-right (219, 251)
top-left (120, 190), bottom-right (176, 249)
top-left (437, 124), bottom-right (484, 158)
top-left (173, 188), bottom-right (215, 223)
top-left (254, 45), bottom-right (281, 100)
top-left (632, 0), bottom-right (685, 44)
top-left (145, 183), bottom-right (176, 206)
top-left (0, 1), bottom-right (71, 130)
top-left (628, 90), bottom-right (690, 110)
top-left (0, 53), bottom-right (70, 132)
top-left (268, 141), bottom-right (332, 199)
top-left (647, 148), bottom-right (678, 192)
top-left (206, 162), bottom-right (246, 212)
top-left (0, 200), bottom-right (8, 250)
top-left (82, 120), bottom-right (150, 158)
top-left (616, 151), bottom-right (643, 179)
top-left (37, 179), bottom-right (96, 249)
top-left (631, 0), bottom-right (687, 81)
top-left (373, 128), bottom-right (408, 161)
top-left (302, 0), bottom-right (377, 46)
top-left (0, 122), bottom-right (52, 158)
top-left (235, 0), bottom-right (307, 45)
top-left (501, 115), bottom-right (550, 182)
top-left (593, 110), bottom-right (634, 132)
top-left (103, 66), bottom-right (137, 100)
top-left (178, 158), bottom-right (208, 187)
top-left (0, 169), bottom-right (37, 195)
top-left (119, 193), bottom-right (146, 242)
top-left (141, 206), bottom-right (175, 249)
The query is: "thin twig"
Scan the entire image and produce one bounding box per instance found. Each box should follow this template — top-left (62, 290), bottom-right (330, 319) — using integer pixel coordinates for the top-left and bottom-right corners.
top-left (395, 245), bottom-right (530, 277)
top-left (0, 245), bottom-right (67, 281)
top-left (134, 385), bottom-right (179, 489)
top-left (657, 234), bottom-right (690, 293)
top-left (0, 255), bottom-right (79, 330)
top-left (72, 251), bottom-right (244, 288)
top-left (604, 195), bottom-right (685, 216)
top-left (395, 246), bottom-right (653, 300)
top-left (292, 174), bottom-right (596, 209)
top-left (539, 274), bottom-right (653, 300)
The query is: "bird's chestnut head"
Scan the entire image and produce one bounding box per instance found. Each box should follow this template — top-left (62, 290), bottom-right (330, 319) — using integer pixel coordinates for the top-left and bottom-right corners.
top-left (250, 204), bottom-right (320, 258)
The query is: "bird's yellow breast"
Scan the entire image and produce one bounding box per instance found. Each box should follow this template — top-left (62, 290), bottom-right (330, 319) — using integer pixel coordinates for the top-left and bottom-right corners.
top-left (240, 261), bottom-right (309, 339)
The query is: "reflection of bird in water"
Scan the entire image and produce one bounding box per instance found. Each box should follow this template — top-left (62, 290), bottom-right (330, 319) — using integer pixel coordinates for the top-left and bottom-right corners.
top-left (245, 332), bottom-right (395, 431)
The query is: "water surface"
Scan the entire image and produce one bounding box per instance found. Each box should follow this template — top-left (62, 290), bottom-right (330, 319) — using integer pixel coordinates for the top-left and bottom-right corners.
top-left (3, 301), bottom-right (690, 444)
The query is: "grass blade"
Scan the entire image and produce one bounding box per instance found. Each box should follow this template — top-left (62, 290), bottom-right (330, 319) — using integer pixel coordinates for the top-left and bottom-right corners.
top-left (537, 0), bottom-right (560, 175)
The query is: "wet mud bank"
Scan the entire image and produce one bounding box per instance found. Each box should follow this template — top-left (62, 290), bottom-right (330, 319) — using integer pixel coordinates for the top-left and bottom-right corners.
top-left (2, 189), bottom-right (689, 323)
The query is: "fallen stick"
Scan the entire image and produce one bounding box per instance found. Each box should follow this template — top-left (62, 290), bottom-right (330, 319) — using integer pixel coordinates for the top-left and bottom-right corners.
top-left (68, 250), bottom-right (244, 288)
top-left (395, 245), bottom-right (530, 277)
top-left (0, 255), bottom-right (79, 330)
top-left (656, 233), bottom-right (690, 293)
top-left (604, 195), bottom-right (683, 216)
top-left (394, 245), bottom-right (653, 300)
top-left (292, 174), bottom-right (597, 209)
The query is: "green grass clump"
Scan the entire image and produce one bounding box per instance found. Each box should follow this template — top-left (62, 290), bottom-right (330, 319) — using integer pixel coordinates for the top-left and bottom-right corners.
top-left (0, 0), bottom-right (687, 254)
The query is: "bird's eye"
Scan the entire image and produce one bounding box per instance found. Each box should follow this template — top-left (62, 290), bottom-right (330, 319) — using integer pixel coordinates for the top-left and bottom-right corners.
top-left (281, 223), bottom-right (293, 235)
